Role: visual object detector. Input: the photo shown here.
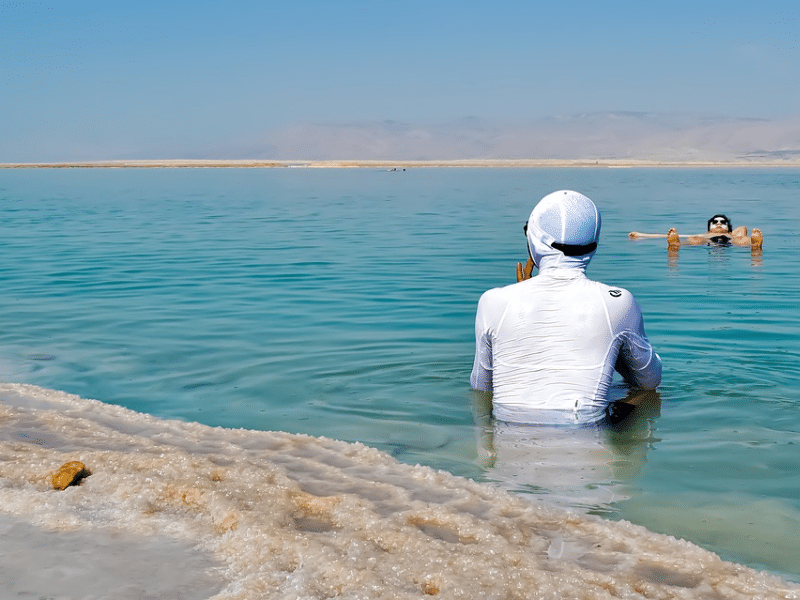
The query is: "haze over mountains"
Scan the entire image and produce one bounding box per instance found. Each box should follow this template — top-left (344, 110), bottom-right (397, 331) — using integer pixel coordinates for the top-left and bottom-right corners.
top-left (9, 112), bottom-right (799, 164)
top-left (256, 112), bottom-right (800, 163)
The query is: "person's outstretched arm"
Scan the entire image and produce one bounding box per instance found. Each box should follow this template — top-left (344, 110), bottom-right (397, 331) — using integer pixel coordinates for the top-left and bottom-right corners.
top-left (630, 230), bottom-right (718, 242)
top-left (629, 231), bottom-right (669, 239)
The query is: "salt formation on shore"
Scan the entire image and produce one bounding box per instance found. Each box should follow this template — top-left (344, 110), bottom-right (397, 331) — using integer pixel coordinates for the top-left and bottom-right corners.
top-left (1, 383), bottom-right (798, 600)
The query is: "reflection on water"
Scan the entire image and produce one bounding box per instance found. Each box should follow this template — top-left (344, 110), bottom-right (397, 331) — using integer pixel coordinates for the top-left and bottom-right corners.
top-left (473, 389), bottom-right (662, 516)
top-left (751, 247), bottom-right (763, 268)
top-left (666, 240), bottom-right (764, 270)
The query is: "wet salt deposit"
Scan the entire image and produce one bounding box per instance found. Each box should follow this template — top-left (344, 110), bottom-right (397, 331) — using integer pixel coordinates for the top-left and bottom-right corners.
top-left (1, 383), bottom-right (797, 600)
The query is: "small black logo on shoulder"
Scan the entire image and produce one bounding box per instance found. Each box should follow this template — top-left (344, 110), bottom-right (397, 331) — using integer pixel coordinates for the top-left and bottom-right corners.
top-left (609, 289), bottom-right (622, 297)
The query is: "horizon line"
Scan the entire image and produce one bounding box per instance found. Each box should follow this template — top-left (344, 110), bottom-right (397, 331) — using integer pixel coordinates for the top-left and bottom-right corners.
top-left (4, 158), bottom-right (800, 169)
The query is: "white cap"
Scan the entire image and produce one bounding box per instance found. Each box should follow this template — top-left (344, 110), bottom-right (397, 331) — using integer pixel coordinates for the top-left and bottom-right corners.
top-left (526, 190), bottom-right (601, 271)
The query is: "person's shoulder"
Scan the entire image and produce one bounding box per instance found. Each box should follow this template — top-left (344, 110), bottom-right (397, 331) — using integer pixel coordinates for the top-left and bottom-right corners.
top-left (478, 279), bottom-right (530, 307)
top-left (591, 282), bottom-right (645, 327)
top-left (592, 281), bottom-right (636, 304)
top-left (475, 283), bottom-right (520, 324)
top-left (480, 281), bottom-right (518, 300)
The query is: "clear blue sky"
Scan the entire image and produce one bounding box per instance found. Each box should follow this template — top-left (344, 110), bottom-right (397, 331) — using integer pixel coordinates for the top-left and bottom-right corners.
top-left (1, 0), bottom-right (797, 161)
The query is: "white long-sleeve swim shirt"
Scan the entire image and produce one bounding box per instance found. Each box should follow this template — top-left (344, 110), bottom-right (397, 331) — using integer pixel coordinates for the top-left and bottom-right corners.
top-left (470, 266), bottom-right (662, 425)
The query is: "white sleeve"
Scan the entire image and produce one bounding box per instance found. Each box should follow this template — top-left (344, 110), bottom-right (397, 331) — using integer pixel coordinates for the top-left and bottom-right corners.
top-left (614, 295), bottom-right (662, 389)
top-left (470, 292), bottom-right (495, 392)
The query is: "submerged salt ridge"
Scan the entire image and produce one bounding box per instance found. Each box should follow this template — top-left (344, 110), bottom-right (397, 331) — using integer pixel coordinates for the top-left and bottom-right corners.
top-left (1, 383), bottom-right (797, 600)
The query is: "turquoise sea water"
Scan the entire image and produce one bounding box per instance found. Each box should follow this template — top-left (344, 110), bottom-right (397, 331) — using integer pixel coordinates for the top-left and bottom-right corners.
top-left (1, 166), bottom-right (799, 581)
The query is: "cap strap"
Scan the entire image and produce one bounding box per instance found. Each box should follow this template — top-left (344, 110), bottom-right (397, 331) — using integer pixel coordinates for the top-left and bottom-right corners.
top-left (551, 241), bottom-right (597, 256)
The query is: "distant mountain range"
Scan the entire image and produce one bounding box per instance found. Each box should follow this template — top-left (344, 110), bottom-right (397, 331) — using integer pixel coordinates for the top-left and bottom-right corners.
top-left (258, 112), bottom-right (800, 162)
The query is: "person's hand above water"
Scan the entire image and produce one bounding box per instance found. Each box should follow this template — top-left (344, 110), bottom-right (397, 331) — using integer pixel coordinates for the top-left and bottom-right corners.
top-left (516, 257), bottom-right (534, 282)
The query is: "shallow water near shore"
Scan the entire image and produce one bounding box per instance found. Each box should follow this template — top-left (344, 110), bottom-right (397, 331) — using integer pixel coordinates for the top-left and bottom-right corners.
top-left (1, 166), bottom-right (799, 596)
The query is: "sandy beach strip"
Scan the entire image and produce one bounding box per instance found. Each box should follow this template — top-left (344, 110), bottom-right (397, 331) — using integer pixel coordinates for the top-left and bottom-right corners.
top-left (3, 158), bottom-right (800, 169)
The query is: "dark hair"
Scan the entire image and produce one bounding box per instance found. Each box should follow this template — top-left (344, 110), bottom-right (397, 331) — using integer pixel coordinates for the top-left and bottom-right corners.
top-left (707, 214), bottom-right (732, 233)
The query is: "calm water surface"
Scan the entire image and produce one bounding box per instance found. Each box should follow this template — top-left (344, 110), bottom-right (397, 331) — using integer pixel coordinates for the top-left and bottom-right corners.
top-left (1, 166), bottom-right (798, 580)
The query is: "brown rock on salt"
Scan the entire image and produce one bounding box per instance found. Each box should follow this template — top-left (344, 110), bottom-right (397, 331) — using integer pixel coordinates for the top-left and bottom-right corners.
top-left (52, 461), bottom-right (90, 490)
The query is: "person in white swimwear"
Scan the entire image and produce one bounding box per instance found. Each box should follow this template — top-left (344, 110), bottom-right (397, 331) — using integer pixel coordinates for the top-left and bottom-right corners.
top-left (470, 190), bottom-right (662, 425)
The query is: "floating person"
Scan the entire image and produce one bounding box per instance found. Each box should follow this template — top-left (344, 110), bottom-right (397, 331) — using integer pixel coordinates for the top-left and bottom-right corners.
top-left (629, 214), bottom-right (763, 250)
top-left (470, 190), bottom-right (662, 425)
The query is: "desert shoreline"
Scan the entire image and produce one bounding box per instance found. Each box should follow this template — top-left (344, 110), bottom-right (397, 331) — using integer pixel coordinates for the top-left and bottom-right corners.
top-left (3, 158), bottom-right (800, 169)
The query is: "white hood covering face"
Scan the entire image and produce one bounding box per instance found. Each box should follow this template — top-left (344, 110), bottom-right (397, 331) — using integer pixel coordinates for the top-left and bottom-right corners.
top-left (526, 190), bottom-right (601, 272)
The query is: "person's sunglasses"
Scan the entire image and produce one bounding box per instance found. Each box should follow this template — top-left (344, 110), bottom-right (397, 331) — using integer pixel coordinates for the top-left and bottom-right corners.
top-left (711, 217), bottom-right (729, 225)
